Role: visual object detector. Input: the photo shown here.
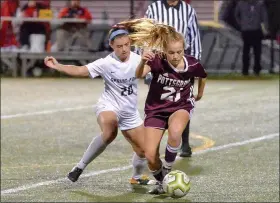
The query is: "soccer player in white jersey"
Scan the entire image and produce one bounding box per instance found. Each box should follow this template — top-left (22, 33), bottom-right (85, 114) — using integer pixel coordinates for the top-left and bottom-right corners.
top-left (44, 26), bottom-right (154, 185)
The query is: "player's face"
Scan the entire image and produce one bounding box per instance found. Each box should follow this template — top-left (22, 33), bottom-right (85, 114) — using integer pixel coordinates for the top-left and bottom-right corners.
top-left (110, 35), bottom-right (131, 61)
top-left (165, 41), bottom-right (184, 67)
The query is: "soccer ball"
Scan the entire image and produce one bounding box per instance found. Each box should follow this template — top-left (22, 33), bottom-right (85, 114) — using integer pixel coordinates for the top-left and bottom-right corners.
top-left (162, 170), bottom-right (190, 198)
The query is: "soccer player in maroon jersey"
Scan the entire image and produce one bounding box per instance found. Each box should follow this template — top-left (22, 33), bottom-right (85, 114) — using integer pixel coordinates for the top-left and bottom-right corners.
top-left (118, 18), bottom-right (207, 194)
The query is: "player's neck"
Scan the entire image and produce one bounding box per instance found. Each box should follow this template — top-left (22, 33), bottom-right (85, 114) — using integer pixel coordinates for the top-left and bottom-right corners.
top-left (168, 58), bottom-right (185, 70)
top-left (113, 52), bottom-right (130, 63)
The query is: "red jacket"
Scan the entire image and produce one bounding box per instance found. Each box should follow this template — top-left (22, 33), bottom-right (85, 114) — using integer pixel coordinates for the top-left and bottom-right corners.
top-left (58, 7), bottom-right (92, 21)
top-left (58, 6), bottom-right (92, 30)
top-left (0, 0), bottom-right (19, 47)
top-left (21, 2), bottom-right (47, 17)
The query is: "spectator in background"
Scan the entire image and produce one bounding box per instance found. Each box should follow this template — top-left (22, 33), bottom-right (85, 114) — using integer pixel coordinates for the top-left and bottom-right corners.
top-left (52, 0), bottom-right (92, 52)
top-left (18, 0), bottom-right (49, 51)
top-left (235, 0), bottom-right (269, 76)
top-left (0, 0), bottom-right (19, 50)
top-left (219, 0), bottom-right (240, 31)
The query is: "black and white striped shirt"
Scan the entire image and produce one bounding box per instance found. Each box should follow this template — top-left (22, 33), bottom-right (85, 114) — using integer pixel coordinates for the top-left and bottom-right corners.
top-left (145, 0), bottom-right (202, 60)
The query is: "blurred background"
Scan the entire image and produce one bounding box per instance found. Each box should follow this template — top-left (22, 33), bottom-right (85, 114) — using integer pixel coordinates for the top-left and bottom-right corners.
top-left (0, 0), bottom-right (279, 77)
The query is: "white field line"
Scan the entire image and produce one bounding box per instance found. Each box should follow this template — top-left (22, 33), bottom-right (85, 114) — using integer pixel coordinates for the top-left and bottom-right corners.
top-left (1, 105), bottom-right (95, 119)
top-left (1, 88), bottom-right (236, 120)
top-left (1, 132), bottom-right (279, 195)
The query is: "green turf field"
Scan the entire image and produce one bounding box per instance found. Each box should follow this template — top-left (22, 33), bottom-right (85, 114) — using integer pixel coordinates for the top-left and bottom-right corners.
top-left (1, 78), bottom-right (279, 202)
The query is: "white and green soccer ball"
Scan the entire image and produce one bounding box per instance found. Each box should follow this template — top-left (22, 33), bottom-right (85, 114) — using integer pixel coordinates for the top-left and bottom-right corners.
top-left (162, 170), bottom-right (190, 198)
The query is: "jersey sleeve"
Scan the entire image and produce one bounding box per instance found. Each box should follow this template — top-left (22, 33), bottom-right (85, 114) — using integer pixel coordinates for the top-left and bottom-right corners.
top-left (194, 62), bottom-right (207, 78)
top-left (85, 58), bottom-right (104, 78)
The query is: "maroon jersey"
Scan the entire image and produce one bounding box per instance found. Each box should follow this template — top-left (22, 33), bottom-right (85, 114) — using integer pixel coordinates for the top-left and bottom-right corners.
top-left (145, 55), bottom-right (207, 115)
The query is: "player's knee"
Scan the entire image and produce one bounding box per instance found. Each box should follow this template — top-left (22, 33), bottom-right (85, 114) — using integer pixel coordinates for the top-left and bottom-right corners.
top-left (102, 128), bottom-right (118, 144)
top-left (134, 149), bottom-right (145, 158)
top-left (145, 151), bottom-right (158, 165)
top-left (102, 119), bottom-right (118, 129)
top-left (132, 144), bottom-right (145, 157)
top-left (168, 126), bottom-right (184, 140)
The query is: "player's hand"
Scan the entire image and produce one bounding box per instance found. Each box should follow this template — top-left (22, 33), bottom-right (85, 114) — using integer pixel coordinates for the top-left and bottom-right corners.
top-left (141, 50), bottom-right (155, 62)
top-left (194, 94), bottom-right (203, 101)
top-left (44, 56), bottom-right (59, 70)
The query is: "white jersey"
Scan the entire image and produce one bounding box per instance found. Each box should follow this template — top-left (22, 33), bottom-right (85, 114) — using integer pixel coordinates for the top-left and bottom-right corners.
top-left (86, 51), bottom-right (141, 113)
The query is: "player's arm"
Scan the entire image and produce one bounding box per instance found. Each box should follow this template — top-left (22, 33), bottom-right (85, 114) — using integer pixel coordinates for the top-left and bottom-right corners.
top-left (194, 62), bottom-right (207, 101)
top-left (44, 56), bottom-right (89, 77)
top-left (194, 77), bottom-right (206, 101)
top-left (135, 50), bottom-right (154, 78)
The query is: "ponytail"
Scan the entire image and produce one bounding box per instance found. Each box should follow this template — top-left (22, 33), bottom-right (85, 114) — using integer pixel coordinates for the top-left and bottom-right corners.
top-left (117, 18), bottom-right (184, 52)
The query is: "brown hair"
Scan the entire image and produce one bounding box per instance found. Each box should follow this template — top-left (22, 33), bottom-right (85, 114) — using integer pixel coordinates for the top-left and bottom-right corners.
top-left (117, 18), bottom-right (185, 52)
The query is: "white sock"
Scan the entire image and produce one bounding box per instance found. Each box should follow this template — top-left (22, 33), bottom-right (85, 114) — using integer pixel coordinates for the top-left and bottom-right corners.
top-left (131, 152), bottom-right (146, 179)
top-left (76, 134), bottom-right (107, 170)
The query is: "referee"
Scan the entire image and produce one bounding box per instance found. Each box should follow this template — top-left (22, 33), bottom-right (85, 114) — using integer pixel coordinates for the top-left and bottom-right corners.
top-left (144, 0), bottom-right (202, 157)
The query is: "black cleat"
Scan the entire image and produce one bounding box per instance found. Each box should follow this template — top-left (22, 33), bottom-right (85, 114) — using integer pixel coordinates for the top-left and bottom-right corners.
top-left (180, 147), bottom-right (192, 157)
top-left (67, 167), bottom-right (83, 182)
top-left (148, 183), bottom-right (165, 195)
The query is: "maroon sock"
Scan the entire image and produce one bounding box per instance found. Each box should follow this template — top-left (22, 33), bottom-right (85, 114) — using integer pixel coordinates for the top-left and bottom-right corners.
top-left (165, 144), bottom-right (180, 163)
top-left (151, 167), bottom-right (164, 182)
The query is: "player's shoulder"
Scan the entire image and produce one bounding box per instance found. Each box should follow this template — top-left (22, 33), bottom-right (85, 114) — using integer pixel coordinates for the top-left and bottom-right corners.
top-left (103, 52), bottom-right (120, 64)
top-left (185, 55), bottom-right (199, 64)
top-left (86, 55), bottom-right (110, 70)
top-left (92, 57), bottom-right (106, 66)
top-left (130, 51), bottom-right (141, 59)
top-left (129, 51), bottom-right (141, 63)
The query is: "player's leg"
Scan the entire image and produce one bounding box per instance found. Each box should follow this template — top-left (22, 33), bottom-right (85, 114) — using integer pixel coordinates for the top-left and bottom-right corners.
top-left (144, 127), bottom-right (165, 194)
top-left (120, 111), bottom-right (153, 185)
top-left (143, 115), bottom-right (167, 194)
top-left (164, 109), bottom-right (190, 175)
top-left (180, 121), bottom-right (192, 157)
top-left (67, 111), bottom-right (119, 182)
top-left (122, 125), bottom-right (154, 185)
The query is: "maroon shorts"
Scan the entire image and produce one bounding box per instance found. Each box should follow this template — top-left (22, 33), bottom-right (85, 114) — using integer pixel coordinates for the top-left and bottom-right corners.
top-left (144, 108), bottom-right (194, 130)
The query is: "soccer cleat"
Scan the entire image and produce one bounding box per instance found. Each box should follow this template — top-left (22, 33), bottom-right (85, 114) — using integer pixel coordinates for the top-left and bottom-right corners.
top-left (67, 167), bottom-right (83, 182)
top-left (180, 146), bottom-right (192, 157)
top-left (148, 183), bottom-right (165, 195)
top-left (130, 175), bottom-right (157, 185)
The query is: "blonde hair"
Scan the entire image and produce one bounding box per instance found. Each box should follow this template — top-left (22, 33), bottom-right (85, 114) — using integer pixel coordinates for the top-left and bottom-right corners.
top-left (117, 18), bottom-right (185, 52)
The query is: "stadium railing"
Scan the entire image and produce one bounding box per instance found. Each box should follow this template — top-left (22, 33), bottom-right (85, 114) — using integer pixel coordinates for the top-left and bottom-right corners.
top-left (0, 17), bottom-right (113, 77)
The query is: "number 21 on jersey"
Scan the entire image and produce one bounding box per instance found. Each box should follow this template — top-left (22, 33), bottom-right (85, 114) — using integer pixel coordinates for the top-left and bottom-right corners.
top-left (160, 86), bottom-right (183, 102)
